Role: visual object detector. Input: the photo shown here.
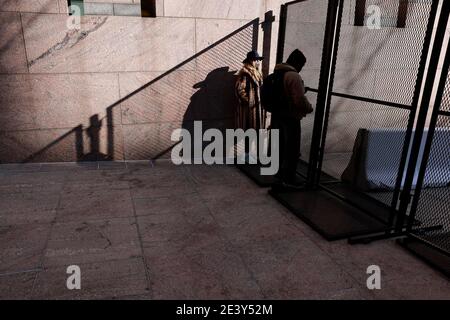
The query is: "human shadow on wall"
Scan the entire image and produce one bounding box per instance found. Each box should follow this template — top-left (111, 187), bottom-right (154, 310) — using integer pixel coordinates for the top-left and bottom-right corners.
top-left (20, 111), bottom-right (113, 163)
top-left (77, 114), bottom-right (112, 161)
top-left (178, 67), bottom-right (238, 159)
top-left (185, 67), bottom-right (237, 124)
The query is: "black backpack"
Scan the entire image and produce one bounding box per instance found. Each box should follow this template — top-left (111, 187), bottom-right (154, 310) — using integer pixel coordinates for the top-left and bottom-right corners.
top-left (261, 70), bottom-right (287, 113)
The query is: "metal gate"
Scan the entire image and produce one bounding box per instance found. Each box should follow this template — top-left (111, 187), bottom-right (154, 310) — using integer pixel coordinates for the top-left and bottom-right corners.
top-left (316, 0), bottom-right (440, 224)
top-left (400, 0), bottom-right (450, 274)
top-left (272, 0), bottom-right (444, 241)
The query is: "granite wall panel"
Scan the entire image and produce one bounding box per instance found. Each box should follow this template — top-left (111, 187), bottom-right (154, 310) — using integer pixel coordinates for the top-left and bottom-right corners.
top-left (22, 14), bottom-right (195, 73)
top-left (0, 73), bottom-right (120, 131)
top-left (0, 6), bottom-right (257, 162)
top-left (0, 12), bottom-right (29, 73)
top-left (0, 0), bottom-right (59, 13)
top-left (164, 0), bottom-right (264, 20)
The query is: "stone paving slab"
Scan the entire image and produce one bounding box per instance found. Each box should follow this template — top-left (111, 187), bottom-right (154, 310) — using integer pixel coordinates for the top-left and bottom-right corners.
top-left (0, 271), bottom-right (37, 300)
top-left (210, 203), bottom-right (305, 244)
top-left (56, 189), bottom-right (134, 222)
top-left (0, 161), bottom-right (448, 300)
top-left (32, 258), bottom-right (149, 300)
top-left (133, 193), bottom-right (207, 217)
top-left (43, 218), bottom-right (141, 267)
top-left (142, 233), bottom-right (264, 299)
top-left (0, 223), bottom-right (50, 274)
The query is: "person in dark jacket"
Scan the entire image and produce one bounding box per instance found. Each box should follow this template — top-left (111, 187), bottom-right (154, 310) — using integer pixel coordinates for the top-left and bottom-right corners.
top-left (271, 49), bottom-right (313, 188)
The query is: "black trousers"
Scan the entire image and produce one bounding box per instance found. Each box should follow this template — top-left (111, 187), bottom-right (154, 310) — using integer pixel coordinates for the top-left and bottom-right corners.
top-left (271, 115), bottom-right (301, 183)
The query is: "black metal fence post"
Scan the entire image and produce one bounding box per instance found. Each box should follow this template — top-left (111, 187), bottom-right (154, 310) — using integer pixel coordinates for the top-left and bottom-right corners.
top-left (307, 0), bottom-right (341, 188)
top-left (408, 46), bottom-right (450, 232)
top-left (315, 0), bottom-right (344, 186)
top-left (395, 0), bottom-right (450, 231)
top-left (276, 4), bottom-right (288, 64)
top-left (389, 0), bottom-right (440, 226)
top-left (399, 5), bottom-right (450, 272)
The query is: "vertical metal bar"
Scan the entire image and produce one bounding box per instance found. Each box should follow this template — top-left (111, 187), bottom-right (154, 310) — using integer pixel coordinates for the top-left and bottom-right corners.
top-left (107, 107), bottom-right (114, 160)
top-left (306, 0), bottom-right (341, 187)
top-left (354, 0), bottom-right (367, 26)
top-left (251, 18), bottom-right (261, 155)
top-left (315, 0), bottom-right (344, 186)
top-left (397, 0), bottom-right (409, 28)
top-left (262, 11), bottom-right (275, 78)
top-left (389, 0), bottom-right (440, 226)
top-left (408, 30), bottom-right (450, 232)
top-left (276, 4), bottom-right (288, 64)
top-left (262, 12), bottom-right (275, 130)
top-left (252, 18), bottom-right (260, 52)
top-left (75, 125), bottom-right (84, 161)
top-left (396, 0), bottom-right (450, 231)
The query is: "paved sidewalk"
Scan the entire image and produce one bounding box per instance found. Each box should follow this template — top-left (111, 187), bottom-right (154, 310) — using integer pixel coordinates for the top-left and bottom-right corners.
top-left (0, 161), bottom-right (448, 299)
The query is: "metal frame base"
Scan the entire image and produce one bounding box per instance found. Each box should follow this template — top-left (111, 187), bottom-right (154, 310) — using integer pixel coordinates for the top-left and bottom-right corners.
top-left (348, 225), bottom-right (443, 245)
top-left (297, 160), bottom-right (339, 184)
top-left (269, 187), bottom-right (389, 241)
top-left (398, 237), bottom-right (450, 278)
top-left (236, 163), bottom-right (277, 187)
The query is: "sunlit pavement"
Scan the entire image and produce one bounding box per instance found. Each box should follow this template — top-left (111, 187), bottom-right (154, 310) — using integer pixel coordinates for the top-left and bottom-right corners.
top-left (0, 160), bottom-right (448, 300)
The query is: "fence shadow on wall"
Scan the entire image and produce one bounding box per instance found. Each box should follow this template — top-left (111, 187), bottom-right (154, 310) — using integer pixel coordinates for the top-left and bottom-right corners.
top-left (21, 18), bottom-right (260, 163)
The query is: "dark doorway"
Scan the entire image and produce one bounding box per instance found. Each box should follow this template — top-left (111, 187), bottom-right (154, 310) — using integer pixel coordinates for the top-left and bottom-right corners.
top-left (141, 0), bottom-right (157, 17)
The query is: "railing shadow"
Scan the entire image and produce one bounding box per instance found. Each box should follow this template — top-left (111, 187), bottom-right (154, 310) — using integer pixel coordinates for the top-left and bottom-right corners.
top-left (21, 17), bottom-right (267, 163)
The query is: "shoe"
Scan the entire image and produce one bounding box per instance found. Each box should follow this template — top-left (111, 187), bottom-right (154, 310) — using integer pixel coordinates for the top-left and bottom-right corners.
top-left (281, 180), bottom-right (305, 190)
top-left (272, 179), bottom-right (305, 191)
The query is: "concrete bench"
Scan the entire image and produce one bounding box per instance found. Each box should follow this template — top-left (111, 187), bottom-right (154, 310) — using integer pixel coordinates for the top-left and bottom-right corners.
top-left (341, 128), bottom-right (450, 191)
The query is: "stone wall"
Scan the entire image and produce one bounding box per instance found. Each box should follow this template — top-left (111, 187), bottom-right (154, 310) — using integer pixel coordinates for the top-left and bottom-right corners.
top-left (0, 0), bottom-right (289, 163)
top-left (2, 0), bottom-right (444, 164)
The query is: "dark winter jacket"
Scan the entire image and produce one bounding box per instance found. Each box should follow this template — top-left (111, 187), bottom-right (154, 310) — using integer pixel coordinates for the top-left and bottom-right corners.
top-left (273, 63), bottom-right (313, 120)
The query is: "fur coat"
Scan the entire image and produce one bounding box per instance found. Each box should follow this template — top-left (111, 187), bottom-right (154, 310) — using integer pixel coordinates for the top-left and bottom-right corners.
top-left (235, 63), bottom-right (265, 130)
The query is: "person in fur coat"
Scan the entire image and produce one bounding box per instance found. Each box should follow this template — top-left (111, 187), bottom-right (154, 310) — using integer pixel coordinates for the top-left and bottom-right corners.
top-left (235, 50), bottom-right (265, 131)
